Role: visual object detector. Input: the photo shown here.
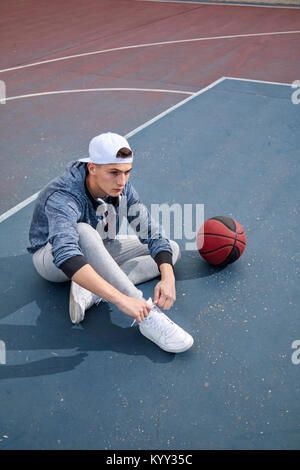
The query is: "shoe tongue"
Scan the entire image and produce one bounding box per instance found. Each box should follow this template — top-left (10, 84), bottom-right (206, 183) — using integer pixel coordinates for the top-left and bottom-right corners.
top-left (148, 309), bottom-right (175, 337)
top-left (145, 298), bottom-right (176, 333)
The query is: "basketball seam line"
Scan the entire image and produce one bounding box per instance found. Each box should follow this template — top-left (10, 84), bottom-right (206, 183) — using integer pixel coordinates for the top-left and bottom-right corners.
top-left (210, 216), bottom-right (237, 232)
top-left (198, 233), bottom-right (246, 245)
top-left (200, 244), bottom-right (239, 254)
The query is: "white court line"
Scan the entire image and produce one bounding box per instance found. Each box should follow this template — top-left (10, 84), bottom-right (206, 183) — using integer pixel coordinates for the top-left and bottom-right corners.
top-left (126, 76), bottom-right (226, 137)
top-left (0, 76), bottom-right (225, 223)
top-left (0, 192), bottom-right (41, 224)
top-left (138, 0), bottom-right (300, 9)
top-left (0, 30), bottom-right (299, 74)
top-left (5, 87), bottom-right (194, 102)
top-left (222, 76), bottom-right (293, 86)
top-left (0, 76), bottom-right (294, 223)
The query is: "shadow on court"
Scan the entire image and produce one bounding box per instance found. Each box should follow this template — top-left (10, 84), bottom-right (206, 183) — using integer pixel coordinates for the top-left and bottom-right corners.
top-left (0, 251), bottom-right (222, 380)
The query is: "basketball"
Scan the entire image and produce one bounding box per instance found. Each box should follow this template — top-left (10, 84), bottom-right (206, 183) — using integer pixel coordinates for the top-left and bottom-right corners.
top-left (197, 216), bottom-right (246, 266)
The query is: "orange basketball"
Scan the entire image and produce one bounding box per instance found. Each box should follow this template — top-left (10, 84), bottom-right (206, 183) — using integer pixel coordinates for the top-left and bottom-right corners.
top-left (197, 216), bottom-right (246, 266)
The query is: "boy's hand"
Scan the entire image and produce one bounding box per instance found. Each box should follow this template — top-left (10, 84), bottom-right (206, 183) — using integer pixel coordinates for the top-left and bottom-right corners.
top-left (116, 296), bottom-right (151, 323)
top-left (154, 279), bottom-right (176, 310)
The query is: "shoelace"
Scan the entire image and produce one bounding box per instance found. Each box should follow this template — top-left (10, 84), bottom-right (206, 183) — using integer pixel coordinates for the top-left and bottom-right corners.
top-left (143, 308), bottom-right (176, 337)
top-left (94, 296), bottom-right (102, 306)
top-left (130, 299), bottom-right (155, 327)
top-left (83, 293), bottom-right (101, 309)
top-left (130, 298), bottom-right (153, 327)
top-left (132, 303), bottom-right (176, 337)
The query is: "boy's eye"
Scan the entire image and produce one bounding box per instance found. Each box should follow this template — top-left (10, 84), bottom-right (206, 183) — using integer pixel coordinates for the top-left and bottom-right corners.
top-left (111, 171), bottom-right (131, 176)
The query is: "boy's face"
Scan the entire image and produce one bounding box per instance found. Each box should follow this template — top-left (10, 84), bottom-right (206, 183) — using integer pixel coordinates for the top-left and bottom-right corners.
top-left (87, 162), bottom-right (132, 198)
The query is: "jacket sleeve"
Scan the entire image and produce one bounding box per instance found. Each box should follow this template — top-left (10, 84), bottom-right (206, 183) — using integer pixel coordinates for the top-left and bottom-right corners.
top-left (126, 183), bottom-right (173, 263)
top-left (45, 191), bottom-right (85, 268)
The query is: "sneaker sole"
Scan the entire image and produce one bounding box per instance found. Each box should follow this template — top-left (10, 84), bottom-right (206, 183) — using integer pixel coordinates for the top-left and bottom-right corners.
top-left (139, 328), bottom-right (194, 353)
top-left (69, 290), bottom-right (85, 324)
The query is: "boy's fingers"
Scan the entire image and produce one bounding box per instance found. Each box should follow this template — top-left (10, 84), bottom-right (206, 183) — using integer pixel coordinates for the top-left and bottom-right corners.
top-left (164, 298), bottom-right (174, 310)
top-left (158, 293), bottom-right (167, 308)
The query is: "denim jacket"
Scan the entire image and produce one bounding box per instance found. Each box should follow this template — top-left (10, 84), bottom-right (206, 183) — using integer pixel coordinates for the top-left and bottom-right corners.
top-left (27, 161), bottom-right (172, 268)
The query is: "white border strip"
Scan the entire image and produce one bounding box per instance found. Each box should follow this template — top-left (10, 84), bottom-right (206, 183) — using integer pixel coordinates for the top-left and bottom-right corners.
top-left (0, 75), bottom-right (293, 223)
top-left (138, 0), bottom-right (300, 9)
top-left (1, 30), bottom-right (299, 74)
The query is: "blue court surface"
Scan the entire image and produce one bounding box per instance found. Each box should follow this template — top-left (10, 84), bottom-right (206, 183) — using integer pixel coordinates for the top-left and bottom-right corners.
top-left (0, 78), bottom-right (299, 450)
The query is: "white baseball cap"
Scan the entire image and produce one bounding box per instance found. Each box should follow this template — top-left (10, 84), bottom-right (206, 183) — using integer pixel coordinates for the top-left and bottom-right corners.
top-left (79, 132), bottom-right (133, 164)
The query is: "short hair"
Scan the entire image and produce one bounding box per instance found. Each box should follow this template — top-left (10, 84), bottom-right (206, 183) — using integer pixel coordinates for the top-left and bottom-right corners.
top-left (116, 147), bottom-right (132, 158)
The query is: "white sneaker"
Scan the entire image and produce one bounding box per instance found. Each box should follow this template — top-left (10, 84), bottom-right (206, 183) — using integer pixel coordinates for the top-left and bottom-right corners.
top-left (69, 281), bottom-right (102, 324)
top-left (138, 298), bottom-right (194, 353)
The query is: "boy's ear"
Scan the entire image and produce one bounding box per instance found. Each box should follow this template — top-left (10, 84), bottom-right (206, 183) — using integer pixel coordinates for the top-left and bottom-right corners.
top-left (87, 162), bottom-right (96, 175)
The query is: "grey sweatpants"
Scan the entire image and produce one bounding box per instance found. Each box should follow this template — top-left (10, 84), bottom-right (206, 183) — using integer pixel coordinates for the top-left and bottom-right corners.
top-left (32, 223), bottom-right (181, 299)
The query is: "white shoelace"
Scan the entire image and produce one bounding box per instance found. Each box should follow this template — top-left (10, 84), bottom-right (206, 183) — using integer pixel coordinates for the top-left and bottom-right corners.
top-left (132, 302), bottom-right (176, 337)
top-left (84, 293), bottom-right (102, 310)
top-left (144, 308), bottom-right (176, 337)
top-left (93, 295), bottom-right (102, 306)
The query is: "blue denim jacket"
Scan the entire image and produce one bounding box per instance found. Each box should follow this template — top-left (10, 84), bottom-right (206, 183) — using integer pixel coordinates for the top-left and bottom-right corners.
top-left (27, 161), bottom-right (172, 268)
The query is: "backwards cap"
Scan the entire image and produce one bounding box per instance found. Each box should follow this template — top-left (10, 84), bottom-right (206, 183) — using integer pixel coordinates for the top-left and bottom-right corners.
top-left (79, 132), bottom-right (133, 164)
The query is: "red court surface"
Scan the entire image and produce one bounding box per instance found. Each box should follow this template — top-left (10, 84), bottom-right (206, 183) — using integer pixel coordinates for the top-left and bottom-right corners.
top-left (1, 0), bottom-right (300, 215)
top-left (1, 0), bottom-right (299, 215)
